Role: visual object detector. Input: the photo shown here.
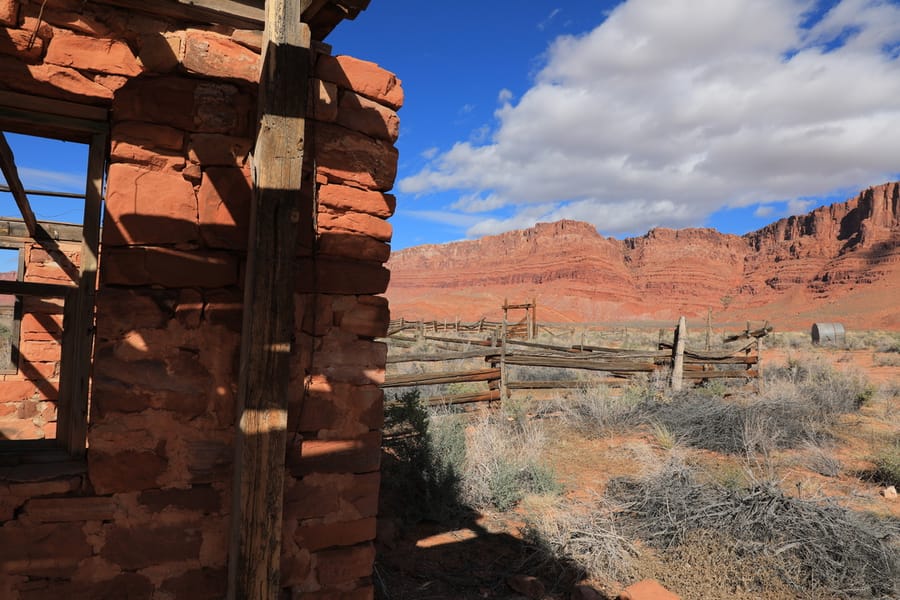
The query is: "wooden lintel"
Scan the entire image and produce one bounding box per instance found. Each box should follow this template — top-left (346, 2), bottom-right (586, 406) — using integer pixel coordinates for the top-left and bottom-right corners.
top-left (227, 0), bottom-right (312, 598)
top-left (0, 131), bottom-right (39, 238)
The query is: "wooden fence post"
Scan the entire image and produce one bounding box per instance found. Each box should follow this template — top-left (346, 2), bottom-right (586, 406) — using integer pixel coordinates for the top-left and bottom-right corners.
top-left (756, 335), bottom-right (764, 393)
top-left (671, 316), bottom-right (686, 392)
top-left (706, 307), bottom-right (712, 351)
top-left (499, 315), bottom-right (508, 402)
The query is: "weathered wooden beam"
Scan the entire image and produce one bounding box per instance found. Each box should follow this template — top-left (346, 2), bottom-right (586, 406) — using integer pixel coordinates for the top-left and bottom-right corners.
top-left (382, 368), bottom-right (501, 388)
top-left (227, 1), bottom-right (311, 598)
top-left (670, 316), bottom-right (686, 392)
top-left (0, 131), bottom-right (38, 238)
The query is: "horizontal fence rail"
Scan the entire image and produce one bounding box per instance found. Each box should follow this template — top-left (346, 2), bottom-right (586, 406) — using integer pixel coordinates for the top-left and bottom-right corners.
top-left (382, 316), bottom-right (769, 407)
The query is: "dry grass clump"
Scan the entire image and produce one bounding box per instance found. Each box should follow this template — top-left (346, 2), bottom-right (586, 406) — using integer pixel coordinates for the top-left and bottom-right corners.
top-left (460, 410), bottom-right (561, 511)
top-left (607, 459), bottom-right (900, 599)
top-left (523, 495), bottom-right (639, 587)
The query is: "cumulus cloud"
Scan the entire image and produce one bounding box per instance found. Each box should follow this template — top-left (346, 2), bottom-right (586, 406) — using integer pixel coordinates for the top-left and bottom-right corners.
top-left (399, 0), bottom-right (900, 238)
top-left (497, 88), bottom-right (514, 104)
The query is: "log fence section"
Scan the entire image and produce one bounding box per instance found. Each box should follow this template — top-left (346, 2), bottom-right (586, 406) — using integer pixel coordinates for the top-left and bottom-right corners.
top-left (382, 317), bottom-right (768, 407)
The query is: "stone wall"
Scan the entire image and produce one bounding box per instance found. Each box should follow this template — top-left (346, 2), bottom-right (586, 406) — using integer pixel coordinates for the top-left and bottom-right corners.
top-left (0, 1), bottom-right (399, 598)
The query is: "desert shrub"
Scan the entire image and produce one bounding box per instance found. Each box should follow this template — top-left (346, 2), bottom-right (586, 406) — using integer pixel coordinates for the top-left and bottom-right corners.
top-left (462, 414), bottom-right (561, 511)
top-left (801, 441), bottom-right (843, 478)
top-left (767, 356), bottom-right (874, 411)
top-left (873, 352), bottom-right (900, 367)
top-left (553, 385), bottom-right (644, 437)
top-left (523, 495), bottom-right (639, 585)
top-left (382, 389), bottom-right (467, 521)
top-left (608, 459), bottom-right (900, 598)
top-left (873, 438), bottom-right (900, 488)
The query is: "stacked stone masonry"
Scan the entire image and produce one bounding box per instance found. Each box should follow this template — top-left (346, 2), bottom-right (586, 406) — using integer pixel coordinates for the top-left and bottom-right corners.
top-left (0, 1), bottom-right (401, 598)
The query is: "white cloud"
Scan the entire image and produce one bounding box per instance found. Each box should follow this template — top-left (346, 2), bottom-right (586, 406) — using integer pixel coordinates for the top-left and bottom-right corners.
top-left (399, 0), bottom-right (900, 237)
top-left (497, 88), bottom-right (514, 104)
top-left (15, 167), bottom-right (85, 192)
top-left (421, 146), bottom-right (439, 160)
top-left (538, 8), bottom-right (561, 31)
top-left (754, 205), bottom-right (775, 218)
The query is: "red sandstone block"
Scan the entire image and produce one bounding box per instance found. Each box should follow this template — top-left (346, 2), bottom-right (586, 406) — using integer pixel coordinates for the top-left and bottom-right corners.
top-left (45, 31), bottom-right (142, 77)
top-left (314, 542), bottom-right (376, 585)
top-left (318, 209), bottom-right (392, 243)
top-left (296, 257), bottom-right (390, 295)
top-left (104, 163), bottom-right (198, 246)
top-left (21, 313), bottom-right (63, 336)
top-left (0, 0), bottom-right (19, 26)
top-left (310, 78), bottom-right (339, 122)
top-left (300, 586), bottom-right (375, 600)
top-left (317, 233), bottom-right (390, 264)
top-left (88, 449), bottom-right (167, 494)
top-left (160, 567), bottom-right (227, 599)
top-left (284, 472), bottom-right (380, 521)
top-left (183, 29), bottom-right (259, 83)
top-left (23, 496), bottom-right (116, 522)
top-left (289, 432), bottom-right (381, 476)
top-left (138, 486), bottom-right (221, 514)
top-left (188, 133), bottom-right (251, 166)
top-left (101, 524), bottom-right (203, 569)
top-left (112, 120), bottom-right (184, 150)
top-left (337, 90), bottom-right (400, 142)
top-left (94, 288), bottom-right (174, 339)
top-left (113, 76), bottom-right (198, 129)
top-left (314, 123), bottom-right (399, 192)
top-left (297, 383), bottom-right (383, 435)
top-left (317, 184), bottom-right (395, 219)
top-left (335, 301), bottom-right (390, 339)
top-left (0, 381), bottom-right (38, 403)
top-left (0, 55), bottom-right (112, 103)
top-left (7, 477), bottom-right (81, 499)
top-left (110, 141), bottom-right (186, 171)
top-left (100, 247), bottom-right (239, 288)
top-left (316, 54), bottom-right (403, 110)
top-left (138, 32), bottom-right (182, 73)
top-left (19, 341), bottom-right (61, 364)
top-left (296, 517), bottom-right (377, 552)
top-left (194, 81), bottom-right (252, 135)
top-left (0, 27), bottom-right (44, 62)
top-left (198, 166), bottom-right (251, 249)
top-left (0, 522), bottom-right (92, 576)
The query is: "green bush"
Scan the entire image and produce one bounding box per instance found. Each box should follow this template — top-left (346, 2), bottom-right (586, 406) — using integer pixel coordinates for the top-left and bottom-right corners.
top-left (873, 438), bottom-right (900, 488)
top-left (383, 389), bottom-right (467, 522)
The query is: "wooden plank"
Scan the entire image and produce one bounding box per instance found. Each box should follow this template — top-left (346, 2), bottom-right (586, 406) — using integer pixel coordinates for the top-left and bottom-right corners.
top-left (0, 131), bottom-right (38, 237)
top-left (496, 355), bottom-right (657, 372)
top-left (683, 370), bottom-right (758, 379)
top-left (383, 368), bottom-right (501, 388)
top-left (0, 90), bottom-right (108, 122)
top-left (227, 2), bottom-right (311, 597)
top-left (424, 389), bottom-right (501, 406)
top-left (92, 0), bottom-right (264, 28)
top-left (58, 130), bottom-right (105, 457)
top-left (386, 348), bottom-right (497, 363)
top-left (0, 280), bottom-right (72, 297)
top-left (0, 106), bottom-right (107, 142)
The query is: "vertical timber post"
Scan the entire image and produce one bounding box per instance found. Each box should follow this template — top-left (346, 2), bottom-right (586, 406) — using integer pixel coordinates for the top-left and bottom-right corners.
top-left (706, 307), bottom-right (712, 351)
top-left (499, 312), bottom-right (508, 402)
top-left (756, 335), bottom-right (764, 393)
top-left (671, 316), bottom-right (686, 392)
top-left (227, 2), bottom-right (311, 599)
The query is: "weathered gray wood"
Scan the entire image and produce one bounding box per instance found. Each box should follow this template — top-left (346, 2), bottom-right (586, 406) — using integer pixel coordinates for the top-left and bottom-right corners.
top-left (383, 368), bottom-right (501, 388)
top-left (386, 349), bottom-right (498, 363)
top-left (424, 389), bottom-right (501, 406)
top-left (56, 130), bottom-right (105, 457)
top-left (227, 2), bottom-right (311, 598)
top-left (0, 280), bottom-right (71, 297)
top-left (0, 132), bottom-right (38, 237)
top-left (670, 316), bottom-right (686, 392)
top-left (0, 90), bottom-right (109, 122)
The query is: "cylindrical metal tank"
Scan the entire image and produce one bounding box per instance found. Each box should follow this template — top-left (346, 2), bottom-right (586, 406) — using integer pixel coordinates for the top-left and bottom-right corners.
top-left (811, 323), bottom-right (845, 345)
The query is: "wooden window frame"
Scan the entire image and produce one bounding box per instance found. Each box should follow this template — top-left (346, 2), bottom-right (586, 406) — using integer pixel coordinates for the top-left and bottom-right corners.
top-left (0, 92), bottom-right (107, 465)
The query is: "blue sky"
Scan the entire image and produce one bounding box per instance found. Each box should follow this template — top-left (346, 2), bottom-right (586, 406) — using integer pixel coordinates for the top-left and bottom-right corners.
top-left (328, 0), bottom-right (900, 249)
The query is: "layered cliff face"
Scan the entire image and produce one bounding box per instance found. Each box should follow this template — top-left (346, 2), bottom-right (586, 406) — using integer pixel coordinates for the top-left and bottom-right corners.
top-left (387, 182), bottom-right (900, 329)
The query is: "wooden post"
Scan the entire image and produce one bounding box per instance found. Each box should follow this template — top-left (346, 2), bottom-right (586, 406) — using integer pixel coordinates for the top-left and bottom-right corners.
top-left (531, 297), bottom-right (537, 340)
top-left (227, 2), bottom-right (311, 598)
top-left (499, 313), bottom-right (508, 402)
top-left (706, 307), bottom-right (712, 351)
top-left (756, 335), bottom-right (764, 393)
top-left (671, 316), bottom-right (686, 392)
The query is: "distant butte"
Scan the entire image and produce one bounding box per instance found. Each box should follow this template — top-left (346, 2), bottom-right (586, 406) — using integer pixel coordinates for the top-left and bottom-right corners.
top-left (386, 182), bottom-right (900, 330)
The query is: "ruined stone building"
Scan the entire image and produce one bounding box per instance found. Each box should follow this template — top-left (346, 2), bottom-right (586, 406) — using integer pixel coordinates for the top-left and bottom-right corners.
top-left (0, 1), bottom-right (399, 597)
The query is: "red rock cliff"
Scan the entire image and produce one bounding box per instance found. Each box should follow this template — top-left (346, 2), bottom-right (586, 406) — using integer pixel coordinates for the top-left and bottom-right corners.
top-left (387, 182), bottom-right (900, 329)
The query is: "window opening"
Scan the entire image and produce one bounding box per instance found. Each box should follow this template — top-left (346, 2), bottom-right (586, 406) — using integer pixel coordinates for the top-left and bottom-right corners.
top-left (0, 92), bottom-right (106, 459)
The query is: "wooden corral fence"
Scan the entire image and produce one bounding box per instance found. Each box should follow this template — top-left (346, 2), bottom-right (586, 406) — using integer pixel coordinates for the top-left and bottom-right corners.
top-left (382, 316), bottom-right (771, 407)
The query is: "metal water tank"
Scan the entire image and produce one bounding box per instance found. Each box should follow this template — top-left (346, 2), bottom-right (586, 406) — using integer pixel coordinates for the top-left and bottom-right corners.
top-left (811, 323), bottom-right (845, 345)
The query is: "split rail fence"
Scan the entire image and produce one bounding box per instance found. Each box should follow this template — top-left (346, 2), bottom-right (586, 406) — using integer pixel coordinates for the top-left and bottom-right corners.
top-left (382, 317), bottom-right (771, 407)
